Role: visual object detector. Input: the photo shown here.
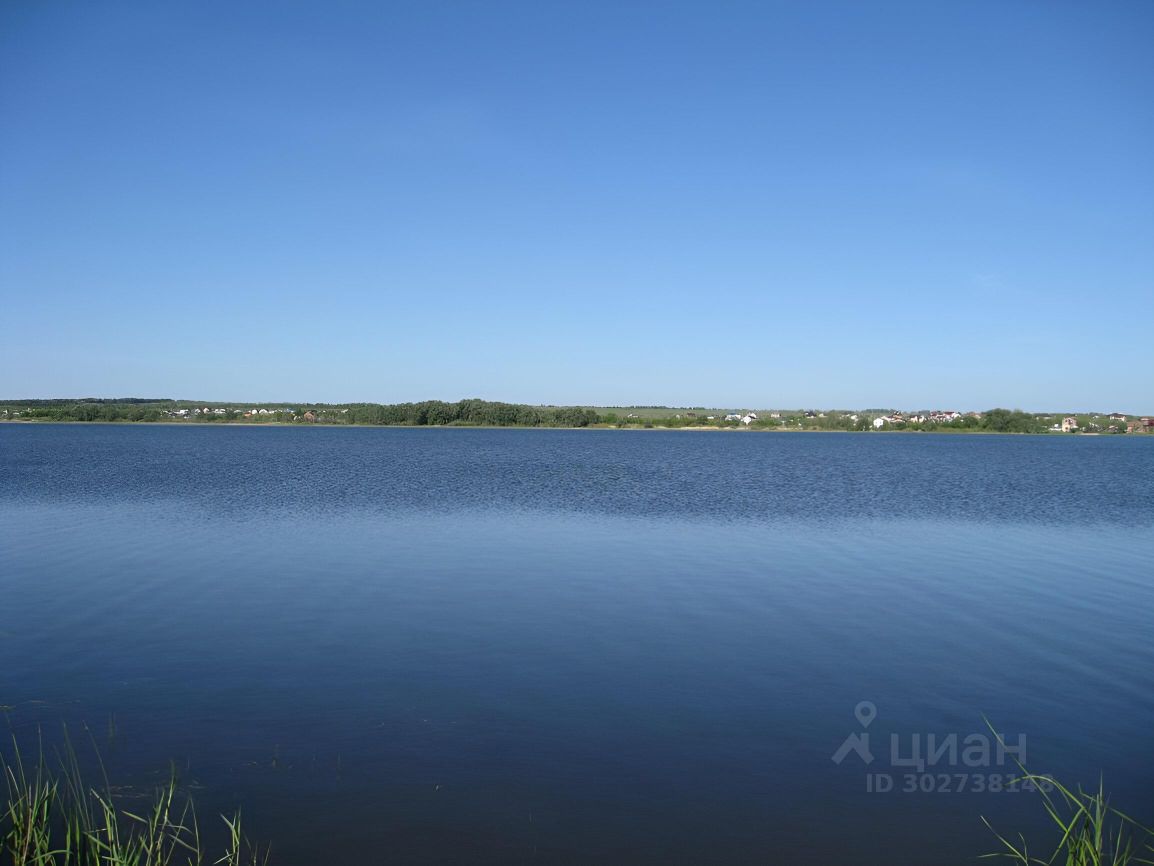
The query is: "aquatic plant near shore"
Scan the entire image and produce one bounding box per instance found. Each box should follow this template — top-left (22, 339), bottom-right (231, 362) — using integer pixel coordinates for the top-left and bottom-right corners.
top-left (983, 773), bottom-right (1154, 864)
top-left (6, 728), bottom-right (1152, 865)
top-left (981, 718), bottom-right (1153, 865)
top-left (2, 736), bottom-right (267, 866)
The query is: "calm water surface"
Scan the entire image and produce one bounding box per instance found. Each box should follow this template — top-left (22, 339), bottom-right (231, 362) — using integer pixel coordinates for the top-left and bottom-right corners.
top-left (2, 425), bottom-right (1152, 864)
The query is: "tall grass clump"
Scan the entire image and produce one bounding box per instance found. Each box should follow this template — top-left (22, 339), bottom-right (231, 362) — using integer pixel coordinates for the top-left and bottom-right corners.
top-left (2, 734), bottom-right (267, 866)
top-left (984, 773), bottom-right (1154, 865)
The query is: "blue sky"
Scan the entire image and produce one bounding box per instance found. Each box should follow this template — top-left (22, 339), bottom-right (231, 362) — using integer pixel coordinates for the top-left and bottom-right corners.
top-left (1, 1), bottom-right (1151, 411)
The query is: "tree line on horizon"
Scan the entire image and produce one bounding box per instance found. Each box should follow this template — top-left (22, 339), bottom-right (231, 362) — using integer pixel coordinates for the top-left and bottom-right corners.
top-left (344, 399), bottom-right (599, 427)
top-left (2, 400), bottom-right (1124, 435)
top-left (0, 398), bottom-right (602, 428)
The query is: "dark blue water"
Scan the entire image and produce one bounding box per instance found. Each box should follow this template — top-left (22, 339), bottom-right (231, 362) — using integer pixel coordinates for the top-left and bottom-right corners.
top-left (2, 425), bottom-right (1152, 864)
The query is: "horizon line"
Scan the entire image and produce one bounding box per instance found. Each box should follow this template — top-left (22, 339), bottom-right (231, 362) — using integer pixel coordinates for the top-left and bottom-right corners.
top-left (1, 396), bottom-right (1149, 416)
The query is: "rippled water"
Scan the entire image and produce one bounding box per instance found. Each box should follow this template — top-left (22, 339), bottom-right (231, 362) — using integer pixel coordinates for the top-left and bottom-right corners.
top-left (2, 425), bottom-right (1152, 864)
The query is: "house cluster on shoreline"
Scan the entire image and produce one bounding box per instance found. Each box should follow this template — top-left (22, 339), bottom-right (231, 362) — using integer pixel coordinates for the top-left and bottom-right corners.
top-left (1049, 414), bottom-right (1154, 434)
top-left (169, 407), bottom-right (297, 419)
top-left (866, 410), bottom-right (1153, 434)
top-left (873, 410), bottom-right (969, 428)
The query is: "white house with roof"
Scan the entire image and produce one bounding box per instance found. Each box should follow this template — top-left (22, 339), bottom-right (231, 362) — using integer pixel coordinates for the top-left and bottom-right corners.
top-left (873, 414), bottom-right (906, 428)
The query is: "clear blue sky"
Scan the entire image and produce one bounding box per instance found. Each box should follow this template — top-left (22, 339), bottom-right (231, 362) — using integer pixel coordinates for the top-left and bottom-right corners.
top-left (2, 1), bottom-right (1151, 411)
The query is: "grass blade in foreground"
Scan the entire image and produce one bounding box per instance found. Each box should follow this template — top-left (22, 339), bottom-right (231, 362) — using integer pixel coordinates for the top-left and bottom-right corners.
top-left (1, 734), bottom-right (268, 866)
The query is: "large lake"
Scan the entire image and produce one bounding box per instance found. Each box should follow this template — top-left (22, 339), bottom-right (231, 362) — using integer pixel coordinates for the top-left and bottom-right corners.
top-left (2, 425), bottom-right (1152, 864)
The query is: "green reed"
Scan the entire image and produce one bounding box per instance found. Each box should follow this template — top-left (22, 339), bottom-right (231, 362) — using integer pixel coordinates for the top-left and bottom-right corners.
top-left (984, 773), bottom-right (1154, 865)
top-left (2, 734), bottom-right (266, 866)
top-left (982, 720), bottom-right (1153, 865)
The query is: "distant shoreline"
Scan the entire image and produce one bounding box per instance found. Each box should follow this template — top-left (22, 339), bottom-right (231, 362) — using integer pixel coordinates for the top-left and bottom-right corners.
top-left (3, 399), bottom-right (1148, 435)
top-left (0, 419), bottom-right (1135, 437)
